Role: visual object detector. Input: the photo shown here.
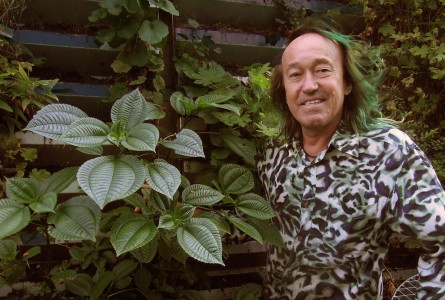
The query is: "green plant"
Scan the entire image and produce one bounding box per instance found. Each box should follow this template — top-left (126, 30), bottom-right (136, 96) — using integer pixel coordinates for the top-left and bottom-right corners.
top-left (0, 88), bottom-right (282, 298)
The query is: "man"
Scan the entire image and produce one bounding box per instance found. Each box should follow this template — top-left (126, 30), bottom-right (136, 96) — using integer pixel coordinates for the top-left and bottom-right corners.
top-left (257, 17), bottom-right (445, 299)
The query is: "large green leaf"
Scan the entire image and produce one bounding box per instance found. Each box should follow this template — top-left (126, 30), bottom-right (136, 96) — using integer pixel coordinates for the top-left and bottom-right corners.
top-left (110, 214), bottom-right (157, 256)
top-left (39, 166), bottom-right (79, 196)
top-left (47, 196), bottom-right (101, 241)
top-left (220, 129), bottom-right (256, 166)
top-left (131, 238), bottom-right (158, 263)
top-left (177, 218), bottom-right (224, 265)
top-left (236, 193), bottom-right (275, 220)
top-left (219, 164), bottom-right (254, 194)
top-left (227, 215), bottom-right (262, 244)
top-left (111, 89), bottom-right (151, 130)
top-left (121, 123), bottom-right (159, 152)
top-left (161, 128), bottom-right (205, 158)
top-left (138, 19), bottom-right (169, 45)
top-left (182, 184), bottom-right (224, 206)
top-left (60, 117), bottom-right (110, 147)
top-left (77, 155), bottom-right (147, 208)
top-left (24, 104), bottom-right (88, 140)
top-left (0, 199), bottom-right (31, 240)
top-left (146, 160), bottom-right (181, 199)
top-left (6, 177), bottom-right (39, 204)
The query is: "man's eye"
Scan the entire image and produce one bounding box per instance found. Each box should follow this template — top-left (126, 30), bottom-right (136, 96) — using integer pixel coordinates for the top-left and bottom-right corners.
top-left (289, 72), bottom-right (301, 78)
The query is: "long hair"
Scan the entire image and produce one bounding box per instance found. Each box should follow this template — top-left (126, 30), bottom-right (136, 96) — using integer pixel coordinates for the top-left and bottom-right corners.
top-left (271, 17), bottom-right (391, 142)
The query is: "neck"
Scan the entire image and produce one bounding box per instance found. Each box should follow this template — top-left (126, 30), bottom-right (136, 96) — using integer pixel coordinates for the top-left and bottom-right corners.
top-left (301, 124), bottom-right (338, 158)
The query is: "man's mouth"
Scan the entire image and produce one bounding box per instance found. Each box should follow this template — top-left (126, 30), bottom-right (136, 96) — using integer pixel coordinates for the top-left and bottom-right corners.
top-left (302, 99), bottom-right (323, 106)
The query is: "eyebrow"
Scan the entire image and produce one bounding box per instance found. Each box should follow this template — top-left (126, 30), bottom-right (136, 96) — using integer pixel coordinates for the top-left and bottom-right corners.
top-left (285, 58), bottom-right (333, 71)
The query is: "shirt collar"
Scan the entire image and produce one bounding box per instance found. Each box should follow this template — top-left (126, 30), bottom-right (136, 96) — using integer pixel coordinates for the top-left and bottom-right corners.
top-left (329, 127), bottom-right (360, 158)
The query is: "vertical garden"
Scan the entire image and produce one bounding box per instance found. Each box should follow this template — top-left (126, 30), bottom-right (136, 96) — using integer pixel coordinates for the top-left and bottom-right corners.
top-left (0, 0), bottom-right (444, 299)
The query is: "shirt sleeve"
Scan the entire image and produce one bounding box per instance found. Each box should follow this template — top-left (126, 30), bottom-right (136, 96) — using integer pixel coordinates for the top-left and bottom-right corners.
top-left (389, 145), bottom-right (445, 300)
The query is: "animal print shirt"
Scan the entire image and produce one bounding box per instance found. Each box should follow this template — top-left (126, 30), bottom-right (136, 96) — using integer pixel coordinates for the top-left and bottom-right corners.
top-left (257, 126), bottom-right (445, 300)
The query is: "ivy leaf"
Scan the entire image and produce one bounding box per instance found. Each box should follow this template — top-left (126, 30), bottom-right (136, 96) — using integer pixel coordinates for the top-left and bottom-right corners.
top-left (0, 199), bottom-right (31, 240)
top-left (111, 59), bottom-right (132, 73)
top-left (160, 128), bottom-right (205, 158)
top-left (77, 155), bottom-right (147, 208)
top-left (138, 19), bottom-right (169, 45)
top-left (177, 218), bottom-right (224, 265)
top-left (110, 214), bottom-right (157, 256)
top-left (410, 45), bottom-right (429, 59)
top-left (146, 160), bottom-right (181, 199)
top-left (378, 23), bottom-right (395, 36)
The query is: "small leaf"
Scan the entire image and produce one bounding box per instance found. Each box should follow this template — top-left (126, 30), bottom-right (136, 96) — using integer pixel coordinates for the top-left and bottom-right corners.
top-left (131, 238), bottom-right (158, 263)
top-left (0, 100), bottom-right (13, 112)
top-left (90, 271), bottom-right (114, 300)
top-left (111, 89), bottom-right (151, 130)
top-left (76, 145), bottom-right (103, 156)
top-left (29, 191), bottom-right (57, 213)
top-left (77, 155), bottom-right (147, 208)
top-left (160, 128), bottom-right (205, 158)
top-left (197, 211), bottom-right (231, 233)
top-left (220, 129), bottom-right (256, 166)
top-left (39, 166), bottom-right (79, 195)
top-left (247, 217), bottom-right (285, 248)
top-left (182, 184), bottom-right (224, 206)
top-left (228, 215), bottom-right (262, 243)
top-left (65, 273), bottom-right (93, 297)
top-left (0, 199), bottom-right (31, 240)
top-left (24, 104), bottom-right (88, 140)
top-left (219, 164), bottom-right (254, 194)
top-left (111, 59), bottom-right (132, 73)
top-left (236, 193), bottom-right (275, 220)
top-left (121, 123), bottom-right (159, 152)
top-left (234, 283), bottom-right (262, 300)
top-left (0, 239), bottom-right (17, 260)
top-left (146, 160), bottom-right (181, 199)
top-left (111, 214), bottom-right (157, 256)
top-left (153, 75), bottom-right (165, 91)
top-left (138, 19), bottom-right (169, 45)
top-left (177, 218), bottom-right (224, 265)
top-left (6, 177), bottom-right (39, 204)
top-left (113, 259), bottom-right (138, 281)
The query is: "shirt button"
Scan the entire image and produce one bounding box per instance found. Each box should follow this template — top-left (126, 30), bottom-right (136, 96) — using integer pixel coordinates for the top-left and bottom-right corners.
top-left (302, 201), bottom-right (309, 208)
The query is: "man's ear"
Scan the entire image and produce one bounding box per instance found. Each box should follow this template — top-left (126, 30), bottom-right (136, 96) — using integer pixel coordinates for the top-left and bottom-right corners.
top-left (344, 82), bottom-right (352, 96)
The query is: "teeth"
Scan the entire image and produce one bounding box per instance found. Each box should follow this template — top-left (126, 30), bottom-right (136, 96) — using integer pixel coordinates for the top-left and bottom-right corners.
top-left (304, 100), bottom-right (321, 105)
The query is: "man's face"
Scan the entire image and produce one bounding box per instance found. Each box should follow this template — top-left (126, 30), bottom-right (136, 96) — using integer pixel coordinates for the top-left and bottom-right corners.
top-left (281, 33), bottom-right (352, 134)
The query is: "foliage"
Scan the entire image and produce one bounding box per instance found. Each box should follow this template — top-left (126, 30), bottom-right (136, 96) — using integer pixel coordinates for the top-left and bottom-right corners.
top-left (352, 0), bottom-right (445, 182)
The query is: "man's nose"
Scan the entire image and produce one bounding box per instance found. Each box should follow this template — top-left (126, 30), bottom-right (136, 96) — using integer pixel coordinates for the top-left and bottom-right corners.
top-left (302, 73), bottom-right (318, 93)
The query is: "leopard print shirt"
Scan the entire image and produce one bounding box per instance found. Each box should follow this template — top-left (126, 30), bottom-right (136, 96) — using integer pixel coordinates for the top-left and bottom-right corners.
top-left (257, 126), bottom-right (445, 300)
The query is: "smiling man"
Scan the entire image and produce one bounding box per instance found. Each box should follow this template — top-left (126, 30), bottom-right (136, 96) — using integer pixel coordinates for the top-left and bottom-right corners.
top-left (257, 17), bottom-right (445, 299)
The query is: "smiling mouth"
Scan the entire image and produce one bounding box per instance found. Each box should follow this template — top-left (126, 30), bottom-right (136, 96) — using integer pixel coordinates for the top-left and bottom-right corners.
top-left (302, 99), bottom-right (323, 106)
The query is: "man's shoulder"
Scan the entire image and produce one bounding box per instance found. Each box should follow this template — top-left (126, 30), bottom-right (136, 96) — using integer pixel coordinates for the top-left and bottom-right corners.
top-left (361, 126), bottom-right (418, 154)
